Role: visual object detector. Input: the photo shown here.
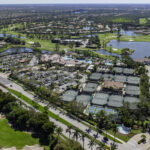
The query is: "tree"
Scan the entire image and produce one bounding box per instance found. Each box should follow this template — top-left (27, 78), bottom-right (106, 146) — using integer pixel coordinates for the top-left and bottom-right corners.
top-left (117, 27), bottom-right (121, 40)
top-left (88, 139), bottom-right (95, 150)
top-left (66, 125), bottom-right (72, 139)
top-left (109, 44), bottom-right (112, 56)
top-left (56, 127), bottom-right (63, 138)
top-left (72, 128), bottom-right (80, 141)
top-left (112, 123), bottom-right (118, 144)
top-left (68, 100), bottom-right (84, 115)
top-left (96, 144), bottom-right (105, 150)
top-left (55, 43), bottom-right (60, 52)
top-left (69, 42), bottom-right (74, 49)
top-left (110, 143), bottom-right (117, 150)
top-left (141, 134), bottom-right (146, 143)
top-left (104, 119), bottom-right (111, 139)
top-left (96, 110), bottom-right (107, 131)
top-left (54, 139), bottom-right (83, 150)
top-left (80, 132), bottom-right (86, 149)
top-left (44, 106), bottom-right (48, 114)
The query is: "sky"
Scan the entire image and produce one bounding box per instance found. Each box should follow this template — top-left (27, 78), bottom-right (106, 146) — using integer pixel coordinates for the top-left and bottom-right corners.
top-left (0, 0), bottom-right (150, 4)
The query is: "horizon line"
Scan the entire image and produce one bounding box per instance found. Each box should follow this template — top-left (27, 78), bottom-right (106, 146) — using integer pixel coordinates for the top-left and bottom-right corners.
top-left (1, 3), bottom-right (150, 5)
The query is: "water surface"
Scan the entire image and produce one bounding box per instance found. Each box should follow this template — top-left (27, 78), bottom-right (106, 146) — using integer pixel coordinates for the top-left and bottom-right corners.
top-left (108, 40), bottom-right (150, 59)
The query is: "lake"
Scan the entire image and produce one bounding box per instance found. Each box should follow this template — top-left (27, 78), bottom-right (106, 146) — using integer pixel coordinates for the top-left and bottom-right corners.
top-left (108, 40), bottom-right (150, 59)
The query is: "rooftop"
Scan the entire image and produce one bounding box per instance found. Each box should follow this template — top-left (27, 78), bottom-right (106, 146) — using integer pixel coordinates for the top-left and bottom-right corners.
top-left (114, 75), bottom-right (127, 83)
top-left (123, 68), bottom-right (134, 75)
top-left (102, 74), bottom-right (113, 81)
top-left (125, 85), bottom-right (140, 96)
top-left (103, 80), bottom-right (124, 90)
top-left (127, 76), bottom-right (140, 85)
top-left (89, 73), bottom-right (102, 81)
top-left (114, 67), bottom-right (123, 73)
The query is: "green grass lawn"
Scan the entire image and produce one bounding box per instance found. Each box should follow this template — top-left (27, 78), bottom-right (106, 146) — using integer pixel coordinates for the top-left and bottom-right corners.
top-left (112, 17), bottom-right (134, 23)
top-left (0, 118), bottom-right (40, 149)
top-left (139, 18), bottom-right (147, 24)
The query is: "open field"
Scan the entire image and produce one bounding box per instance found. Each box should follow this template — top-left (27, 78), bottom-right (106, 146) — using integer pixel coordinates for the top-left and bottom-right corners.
top-left (0, 118), bottom-right (41, 149)
top-left (139, 18), bottom-right (147, 24)
top-left (112, 17), bottom-right (134, 23)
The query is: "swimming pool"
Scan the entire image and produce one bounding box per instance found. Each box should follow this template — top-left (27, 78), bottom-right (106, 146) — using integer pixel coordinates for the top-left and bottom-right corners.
top-left (118, 125), bottom-right (130, 134)
top-left (105, 62), bottom-right (113, 66)
top-left (78, 59), bottom-right (92, 64)
top-left (63, 56), bottom-right (72, 60)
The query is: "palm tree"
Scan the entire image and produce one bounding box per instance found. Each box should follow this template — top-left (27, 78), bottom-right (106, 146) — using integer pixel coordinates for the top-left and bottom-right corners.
top-left (72, 128), bottom-right (80, 141)
top-left (110, 143), bottom-right (116, 150)
top-left (109, 44), bottom-right (112, 57)
top-left (104, 119), bottom-right (110, 139)
top-left (56, 127), bottom-right (63, 138)
top-left (141, 134), bottom-right (146, 143)
top-left (88, 139), bottom-right (95, 150)
top-left (80, 132), bottom-right (86, 149)
top-left (96, 144), bottom-right (105, 150)
top-left (66, 125), bottom-right (72, 139)
top-left (112, 123), bottom-right (118, 144)
top-left (96, 110), bottom-right (107, 131)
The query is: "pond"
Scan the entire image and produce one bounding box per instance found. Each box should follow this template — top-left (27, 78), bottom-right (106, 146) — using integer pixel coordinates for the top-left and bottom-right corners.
top-left (120, 29), bottom-right (139, 36)
top-left (0, 47), bottom-right (51, 56)
top-left (0, 33), bottom-right (25, 39)
top-left (0, 47), bottom-right (33, 56)
top-left (81, 34), bottom-right (97, 38)
top-left (41, 50), bottom-right (51, 54)
top-left (83, 27), bottom-right (93, 30)
top-left (107, 40), bottom-right (150, 59)
top-left (96, 49), bottom-right (120, 57)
